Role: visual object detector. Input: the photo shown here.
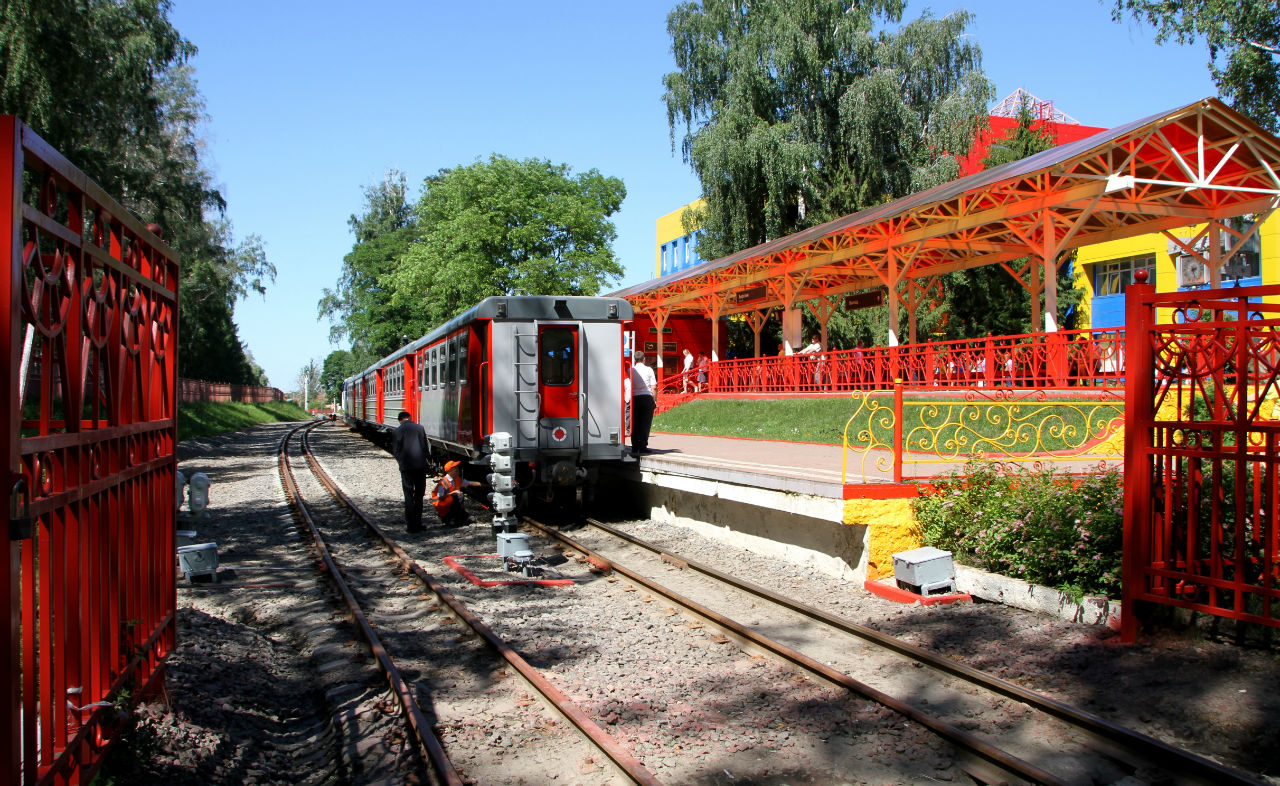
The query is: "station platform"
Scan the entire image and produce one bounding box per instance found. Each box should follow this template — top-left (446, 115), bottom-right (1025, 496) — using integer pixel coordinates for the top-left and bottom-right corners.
top-left (600, 432), bottom-right (908, 584)
top-left (631, 432), bottom-right (859, 498)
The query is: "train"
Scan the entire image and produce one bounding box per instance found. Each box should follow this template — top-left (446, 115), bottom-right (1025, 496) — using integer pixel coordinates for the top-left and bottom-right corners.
top-left (341, 295), bottom-right (636, 508)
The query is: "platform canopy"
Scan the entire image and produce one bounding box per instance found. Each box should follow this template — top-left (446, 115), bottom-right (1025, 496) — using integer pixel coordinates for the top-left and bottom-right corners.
top-left (615, 97), bottom-right (1280, 352)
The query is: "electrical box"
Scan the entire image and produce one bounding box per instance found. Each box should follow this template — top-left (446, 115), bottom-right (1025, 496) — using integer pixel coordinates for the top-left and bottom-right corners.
top-left (892, 546), bottom-right (956, 596)
top-left (497, 532), bottom-right (532, 560)
top-left (177, 542), bottom-right (218, 583)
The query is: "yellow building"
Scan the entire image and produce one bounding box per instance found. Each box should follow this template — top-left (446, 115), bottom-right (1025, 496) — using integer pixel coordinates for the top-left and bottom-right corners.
top-left (1074, 214), bottom-right (1277, 329)
top-left (655, 199), bottom-right (707, 279)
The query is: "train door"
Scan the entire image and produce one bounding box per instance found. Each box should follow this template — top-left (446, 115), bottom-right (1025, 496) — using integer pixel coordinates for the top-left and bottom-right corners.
top-left (376, 367), bottom-right (385, 424)
top-left (538, 325), bottom-right (579, 452)
top-left (405, 354), bottom-right (418, 422)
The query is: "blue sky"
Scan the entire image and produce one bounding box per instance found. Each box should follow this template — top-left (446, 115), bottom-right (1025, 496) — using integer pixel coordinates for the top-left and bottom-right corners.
top-left (168, 0), bottom-right (1215, 391)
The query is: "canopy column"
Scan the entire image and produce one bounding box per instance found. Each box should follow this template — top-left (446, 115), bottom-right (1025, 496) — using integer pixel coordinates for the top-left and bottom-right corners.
top-left (885, 249), bottom-right (902, 346)
top-left (746, 309), bottom-right (769, 358)
top-left (805, 296), bottom-right (835, 351)
top-left (782, 307), bottom-right (804, 355)
top-left (904, 279), bottom-right (940, 347)
top-left (649, 307), bottom-right (670, 382)
top-left (768, 272), bottom-right (809, 354)
top-left (707, 294), bottom-right (725, 362)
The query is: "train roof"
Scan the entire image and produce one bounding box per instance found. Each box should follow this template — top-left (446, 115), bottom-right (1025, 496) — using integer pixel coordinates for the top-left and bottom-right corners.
top-left (343, 295), bottom-right (634, 384)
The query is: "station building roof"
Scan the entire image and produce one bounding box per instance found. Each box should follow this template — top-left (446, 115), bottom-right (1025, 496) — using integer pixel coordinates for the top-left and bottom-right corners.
top-left (615, 98), bottom-right (1280, 318)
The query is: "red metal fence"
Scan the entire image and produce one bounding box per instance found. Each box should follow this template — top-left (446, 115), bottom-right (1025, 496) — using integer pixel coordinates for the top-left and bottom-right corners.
top-left (178, 378), bottom-right (284, 403)
top-left (706, 328), bottom-right (1126, 395)
top-left (1123, 278), bottom-right (1280, 641)
top-left (3, 117), bottom-right (178, 784)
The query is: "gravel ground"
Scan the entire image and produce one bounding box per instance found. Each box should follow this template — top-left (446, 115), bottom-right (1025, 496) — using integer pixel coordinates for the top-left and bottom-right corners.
top-left (104, 421), bottom-right (1280, 785)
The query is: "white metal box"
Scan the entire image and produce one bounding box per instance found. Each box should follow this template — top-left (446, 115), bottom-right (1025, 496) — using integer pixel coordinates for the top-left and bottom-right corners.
top-left (177, 542), bottom-right (218, 582)
top-left (892, 546), bottom-right (956, 595)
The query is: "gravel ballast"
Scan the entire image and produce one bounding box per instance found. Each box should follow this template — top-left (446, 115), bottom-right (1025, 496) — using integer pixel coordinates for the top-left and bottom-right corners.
top-left (105, 421), bottom-right (1280, 785)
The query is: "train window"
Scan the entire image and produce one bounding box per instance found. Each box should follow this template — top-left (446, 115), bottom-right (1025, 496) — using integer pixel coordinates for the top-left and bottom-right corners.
top-left (458, 340), bottom-right (468, 386)
top-left (431, 347), bottom-right (438, 389)
top-left (447, 338), bottom-right (458, 386)
top-left (541, 328), bottom-right (575, 385)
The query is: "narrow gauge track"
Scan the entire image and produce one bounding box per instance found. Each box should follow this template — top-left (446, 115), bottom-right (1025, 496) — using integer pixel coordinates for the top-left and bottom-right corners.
top-left (525, 516), bottom-right (1265, 786)
top-left (278, 421), bottom-right (660, 786)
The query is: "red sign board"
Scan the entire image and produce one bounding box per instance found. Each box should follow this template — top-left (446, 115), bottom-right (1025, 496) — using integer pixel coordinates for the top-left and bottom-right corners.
top-left (845, 290), bottom-right (885, 310)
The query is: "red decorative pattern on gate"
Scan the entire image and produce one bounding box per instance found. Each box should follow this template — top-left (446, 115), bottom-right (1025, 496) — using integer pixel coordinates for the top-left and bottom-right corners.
top-left (1123, 280), bottom-right (1280, 641)
top-left (2, 117), bottom-right (179, 785)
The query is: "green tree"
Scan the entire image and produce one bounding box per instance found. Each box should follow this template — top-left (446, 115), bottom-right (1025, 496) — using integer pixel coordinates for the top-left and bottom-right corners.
top-left (663, 0), bottom-right (993, 260)
top-left (0, 0), bottom-right (275, 384)
top-left (1113, 0), bottom-right (1279, 133)
top-left (941, 98), bottom-right (1081, 339)
top-left (320, 350), bottom-right (360, 401)
top-left (389, 155), bottom-right (626, 326)
top-left (319, 170), bottom-right (423, 360)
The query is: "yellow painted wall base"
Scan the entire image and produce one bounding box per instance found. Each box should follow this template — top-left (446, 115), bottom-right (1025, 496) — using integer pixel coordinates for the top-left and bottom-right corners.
top-left (843, 497), bottom-right (919, 580)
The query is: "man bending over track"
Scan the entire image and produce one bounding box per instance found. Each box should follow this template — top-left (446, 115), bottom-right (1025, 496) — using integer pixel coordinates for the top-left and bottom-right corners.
top-left (432, 460), bottom-right (483, 527)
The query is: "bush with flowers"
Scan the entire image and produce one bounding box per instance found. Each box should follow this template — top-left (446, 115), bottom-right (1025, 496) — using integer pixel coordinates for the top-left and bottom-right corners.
top-left (912, 461), bottom-right (1123, 599)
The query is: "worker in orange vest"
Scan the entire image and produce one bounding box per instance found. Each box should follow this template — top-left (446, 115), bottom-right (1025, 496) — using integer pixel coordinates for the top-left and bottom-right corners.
top-left (432, 460), bottom-right (483, 527)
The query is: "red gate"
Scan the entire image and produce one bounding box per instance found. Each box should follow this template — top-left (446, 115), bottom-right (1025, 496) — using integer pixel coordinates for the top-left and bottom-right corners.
top-left (1123, 273), bottom-right (1280, 641)
top-left (2, 117), bottom-right (179, 783)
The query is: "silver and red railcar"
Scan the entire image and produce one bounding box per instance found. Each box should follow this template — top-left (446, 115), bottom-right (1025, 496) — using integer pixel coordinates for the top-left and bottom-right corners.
top-left (341, 295), bottom-right (634, 503)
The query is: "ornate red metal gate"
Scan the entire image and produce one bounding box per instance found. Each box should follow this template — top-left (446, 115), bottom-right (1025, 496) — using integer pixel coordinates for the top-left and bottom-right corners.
top-left (2, 117), bottom-right (179, 784)
top-left (1123, 273), bottom-right (1280, 641)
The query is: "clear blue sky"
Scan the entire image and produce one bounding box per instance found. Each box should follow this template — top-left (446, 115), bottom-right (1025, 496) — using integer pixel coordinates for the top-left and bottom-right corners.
top-left (169, 0), bottom-right (1215, 392)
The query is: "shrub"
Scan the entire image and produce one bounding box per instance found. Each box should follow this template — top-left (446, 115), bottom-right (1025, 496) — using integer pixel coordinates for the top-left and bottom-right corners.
top-left (912, 461), bottom-right (1123, 599)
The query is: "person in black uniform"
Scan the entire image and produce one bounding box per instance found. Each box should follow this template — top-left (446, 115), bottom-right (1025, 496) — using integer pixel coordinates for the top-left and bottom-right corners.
top-left (392, 411), bottom-right (429, 533)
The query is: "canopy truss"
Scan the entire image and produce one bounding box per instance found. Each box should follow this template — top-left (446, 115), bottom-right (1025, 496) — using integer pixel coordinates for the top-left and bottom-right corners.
top-left (617, 98), bottom-right (1280, 345)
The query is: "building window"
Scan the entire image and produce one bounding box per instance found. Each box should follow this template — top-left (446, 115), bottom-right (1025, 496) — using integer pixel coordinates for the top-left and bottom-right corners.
top-left (1095, 255), bottom-right (1155, 296)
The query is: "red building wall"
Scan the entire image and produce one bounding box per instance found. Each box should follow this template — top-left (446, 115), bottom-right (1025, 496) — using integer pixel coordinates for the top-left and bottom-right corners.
top-left (631, 313), bottom-right (727, 375)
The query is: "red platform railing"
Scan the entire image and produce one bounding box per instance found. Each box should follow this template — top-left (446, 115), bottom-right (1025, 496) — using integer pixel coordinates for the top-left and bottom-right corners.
top-left (1123, 279), bottom-right (1280, 641)
top-left (2, 117), bottom-right (179, 785)
top-left (705, 328), bottom-right (1126, 396)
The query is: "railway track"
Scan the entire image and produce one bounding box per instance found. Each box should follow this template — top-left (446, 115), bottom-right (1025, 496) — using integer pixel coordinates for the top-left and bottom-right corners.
top-left (277, 421), bottom-right (659, 785)
top-left (524, 515), bottom-right (1265, 786)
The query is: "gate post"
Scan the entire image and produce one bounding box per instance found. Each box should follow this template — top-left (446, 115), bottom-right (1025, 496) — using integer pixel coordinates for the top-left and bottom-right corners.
top-left (1121, 270), bottom-right (1156, 642)
top-left (1, 114), bottom-right (21, 786)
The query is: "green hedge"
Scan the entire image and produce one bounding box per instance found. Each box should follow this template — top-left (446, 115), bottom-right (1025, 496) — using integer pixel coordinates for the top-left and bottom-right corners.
top-left (912, 461), bottom-right (1123, 599)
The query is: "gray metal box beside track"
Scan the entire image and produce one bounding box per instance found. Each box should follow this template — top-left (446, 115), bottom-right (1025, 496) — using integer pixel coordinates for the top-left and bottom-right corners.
top-left (892, 546), bottom-right (956, 595)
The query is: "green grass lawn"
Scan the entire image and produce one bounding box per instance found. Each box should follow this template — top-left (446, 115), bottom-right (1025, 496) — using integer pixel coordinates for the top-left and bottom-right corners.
top-left (177, 400), bottom-right (312, 442)
top-left (654, 395), bottom-right (1124, 454)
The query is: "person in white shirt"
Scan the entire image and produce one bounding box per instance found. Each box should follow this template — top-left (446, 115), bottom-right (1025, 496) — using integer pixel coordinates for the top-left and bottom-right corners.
top-left (629, 351), bottom-right (657, 454)
top-left (681, 348), bottom-right (694, 392)
top-left (798, 334), bottom-right (822, 354)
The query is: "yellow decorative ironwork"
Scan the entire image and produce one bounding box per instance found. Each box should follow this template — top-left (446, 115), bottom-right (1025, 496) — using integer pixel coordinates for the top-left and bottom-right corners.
top-left (842, 391), bottom-right (896, 484)
top-left (902, 390), bottom-right (1123, 469)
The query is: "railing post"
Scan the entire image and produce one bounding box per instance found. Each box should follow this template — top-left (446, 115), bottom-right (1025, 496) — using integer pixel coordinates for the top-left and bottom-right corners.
top-left (984, 333), bottom-right (995, 387)
top-left (893, 378), bottom-right (904, 483)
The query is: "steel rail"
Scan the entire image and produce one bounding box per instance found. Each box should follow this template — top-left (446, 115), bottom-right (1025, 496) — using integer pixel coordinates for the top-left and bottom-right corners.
top-left (277, 422), bottom-right (463, 786)
top-left (567, 516), bottom-right (1263, 786)
top-left (298, 426), bottom-right (662, 786)
top-left (523, 516), bottom-right (1066, 786)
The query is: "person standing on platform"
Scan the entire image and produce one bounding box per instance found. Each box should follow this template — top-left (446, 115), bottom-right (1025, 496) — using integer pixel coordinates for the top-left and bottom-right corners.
top-left (630, 351), bottom-right (657, 454)
top-left (695, 351), bottom-right (709, 393)
top-left (681, 348), bottom-right (694, 392)
top-left (392, 411), bottom-right (429, 533)
top-left (432, 460), bottom-right (482, 527)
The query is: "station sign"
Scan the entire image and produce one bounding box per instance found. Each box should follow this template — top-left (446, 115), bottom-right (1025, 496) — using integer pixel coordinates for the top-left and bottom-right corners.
top-left (845, 290), bottom-right (885, 310)
top-left (732, 284), bottom-right (768, 305)
top-left (644, 341), bottom-right (678, 352)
